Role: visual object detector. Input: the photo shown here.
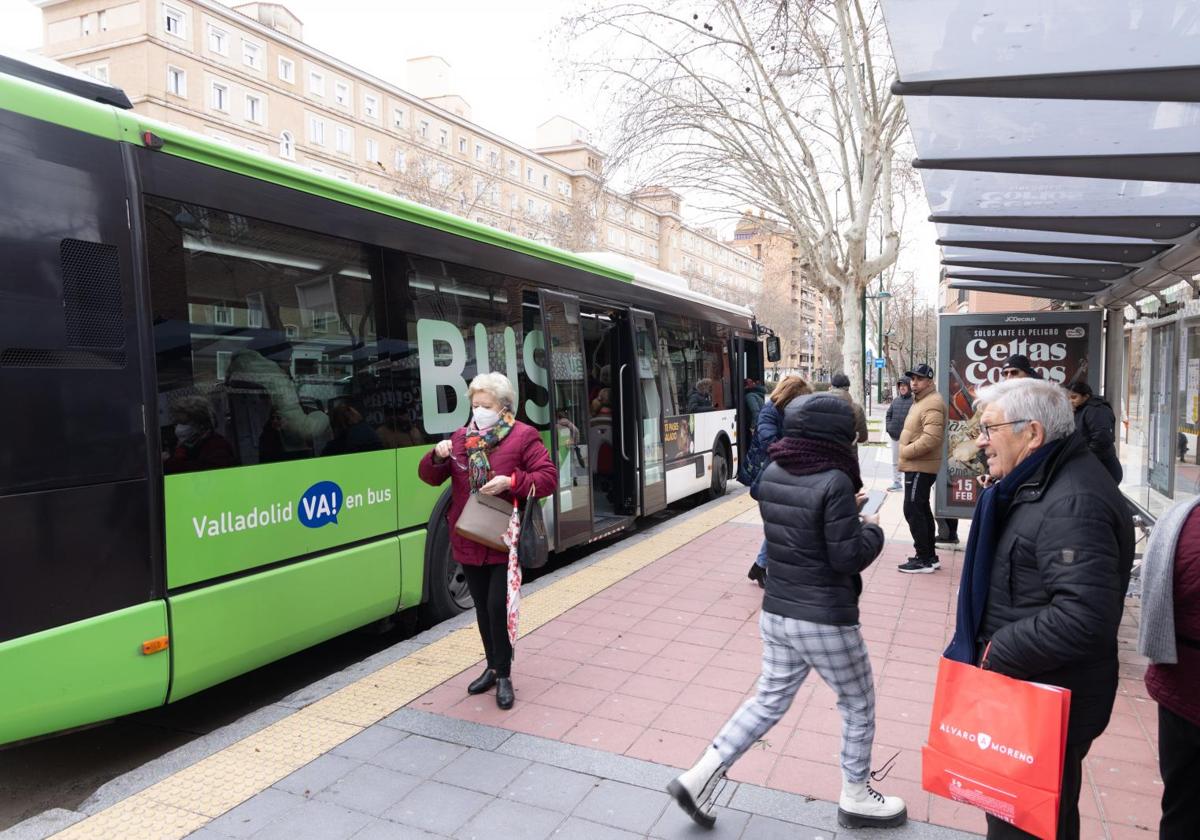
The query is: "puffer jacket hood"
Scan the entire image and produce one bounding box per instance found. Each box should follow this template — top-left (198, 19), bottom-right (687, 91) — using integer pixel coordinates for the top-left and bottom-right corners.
top-left (782, 393), bottom-right (856, 445)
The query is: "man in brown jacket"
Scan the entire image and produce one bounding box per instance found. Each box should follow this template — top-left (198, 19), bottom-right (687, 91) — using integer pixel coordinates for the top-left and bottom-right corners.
top-left (897, 364), bottom-right (947, 574)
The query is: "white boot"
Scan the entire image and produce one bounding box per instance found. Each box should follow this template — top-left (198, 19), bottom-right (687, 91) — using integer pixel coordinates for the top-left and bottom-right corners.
top-left (838, 779), bottom-right (907, 829)
top-left (667, 746), bottom-right (726, 828)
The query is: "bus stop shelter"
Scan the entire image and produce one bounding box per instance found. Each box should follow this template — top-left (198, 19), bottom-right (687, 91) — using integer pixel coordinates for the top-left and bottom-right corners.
top-left (880, 0), bottom-right (1200, 518)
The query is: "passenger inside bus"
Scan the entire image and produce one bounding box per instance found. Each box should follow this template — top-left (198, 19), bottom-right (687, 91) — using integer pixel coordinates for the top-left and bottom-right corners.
top-left (322, 404), bottom-right (384, 456)
top-left (162, 395), bottom-right (238, 474)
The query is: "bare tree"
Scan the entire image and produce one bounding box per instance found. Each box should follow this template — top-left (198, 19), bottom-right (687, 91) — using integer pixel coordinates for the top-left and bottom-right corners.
top-left (390, 152), bottom-right (503, 219)
top-left (566, 0), bottom-right (907, 402)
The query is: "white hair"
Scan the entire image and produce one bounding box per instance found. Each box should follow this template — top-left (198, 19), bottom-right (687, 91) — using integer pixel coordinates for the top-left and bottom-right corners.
top-left (468, 372), bottom-right (517, 411)
top-left (975, 379), bottom-right (1075, 442)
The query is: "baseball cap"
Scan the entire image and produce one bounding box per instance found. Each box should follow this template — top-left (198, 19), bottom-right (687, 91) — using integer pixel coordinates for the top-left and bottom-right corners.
top-left (905, 363), bottom-right (934, 380)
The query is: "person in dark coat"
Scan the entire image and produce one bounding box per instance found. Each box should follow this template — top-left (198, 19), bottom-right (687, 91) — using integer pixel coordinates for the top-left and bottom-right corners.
top-left (670, 394), bottom-right (906, 831)
top-left (418, 372), bottom-right (558, 710)
top-left (829, 373), bottom-right (869, 445)
top-left (163, 394), bottom-right (238, 474)
top-left (1066, 382), bottom-right (1122, 483)
top-left (1138, 495), bottom-right (1200, 840)
top-left (945, 379), bottom-right (1134, 840)
top-left (884, 378), bottom-right (912, 491)
top-left (743, 378), bottom-right (767, 429)
top-left (746, 376), bottom-right (812, 587)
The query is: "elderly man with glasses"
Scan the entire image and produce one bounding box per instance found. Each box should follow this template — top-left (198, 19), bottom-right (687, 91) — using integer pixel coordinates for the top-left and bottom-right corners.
top-left (944, 379), bottom-right (1134, 840)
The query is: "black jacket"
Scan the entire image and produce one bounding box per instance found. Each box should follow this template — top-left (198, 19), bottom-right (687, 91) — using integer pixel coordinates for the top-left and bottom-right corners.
top-left (885, 393), bottom-right (913, 440)
top-left (980, 432), bottom-right (1135, 744)
top-left (1074, 395), bottom-right (1121, 482)
top-left (757, 396), bottom-right (885, 625)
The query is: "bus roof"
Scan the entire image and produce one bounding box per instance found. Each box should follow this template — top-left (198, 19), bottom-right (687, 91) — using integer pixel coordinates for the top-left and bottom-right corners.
top-left (0, 51), bottom-right (755, 326)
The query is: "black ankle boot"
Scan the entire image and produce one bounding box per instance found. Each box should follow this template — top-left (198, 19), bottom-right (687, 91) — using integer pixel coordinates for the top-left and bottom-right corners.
top-left (467, 668), bottom-right (497, 695)
top-left (496, 677), bottom-right (514, 710)
top-left (747, 562), bottom-right (766, 588)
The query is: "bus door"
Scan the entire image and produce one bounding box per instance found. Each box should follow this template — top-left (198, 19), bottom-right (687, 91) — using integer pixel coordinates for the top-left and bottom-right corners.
top-left (733, 336), bottom-right (764, 461)
top-left (626, 310), bottom-right (667, 515)
top-left (537, 290), bottom-right (594, 549)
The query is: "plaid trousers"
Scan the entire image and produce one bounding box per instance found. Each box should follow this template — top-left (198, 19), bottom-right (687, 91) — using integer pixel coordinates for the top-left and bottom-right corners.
top-left (711, 611), bottom-right (876, 783)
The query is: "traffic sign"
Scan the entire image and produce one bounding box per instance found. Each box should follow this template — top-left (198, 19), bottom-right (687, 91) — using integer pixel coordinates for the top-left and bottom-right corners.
top-left (874, 358), bottom-right (886, 369)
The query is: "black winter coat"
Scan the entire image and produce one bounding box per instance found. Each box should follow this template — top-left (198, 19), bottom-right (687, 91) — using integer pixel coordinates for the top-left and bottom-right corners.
top-left (885, 394), bottom-right (913, 440)
top-left (758, 464), bottom-right (885, 625)
top-left (980, 432), bottom-right (1135, 744)
top-left (1074, 395), bottom-right (1122, 482)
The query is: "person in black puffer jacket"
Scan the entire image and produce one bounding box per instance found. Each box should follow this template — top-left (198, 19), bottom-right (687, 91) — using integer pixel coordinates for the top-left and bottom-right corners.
top-left (884, 378), bottom-right (913, 491)
top-left (669, 395), bottom-right (906, 832)
top-left (1066, 381), bottom-right (1122, 483)
top-left (944, 379), bottom-right (1134, 840)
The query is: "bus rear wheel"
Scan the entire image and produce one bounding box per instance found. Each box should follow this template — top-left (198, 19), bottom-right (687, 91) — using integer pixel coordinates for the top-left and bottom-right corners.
top-left (424, 495), bottom-right (473, 623)
top-left (708, 443), bottom-right (729, 500)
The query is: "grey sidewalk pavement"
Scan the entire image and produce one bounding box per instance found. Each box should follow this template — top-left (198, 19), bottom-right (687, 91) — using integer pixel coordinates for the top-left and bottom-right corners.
top-left (175, 708), bottom-right (978, 840)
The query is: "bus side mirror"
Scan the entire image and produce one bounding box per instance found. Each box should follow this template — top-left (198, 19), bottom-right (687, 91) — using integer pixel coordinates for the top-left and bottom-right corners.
top-left (765, 336), bottom-right (781, 362)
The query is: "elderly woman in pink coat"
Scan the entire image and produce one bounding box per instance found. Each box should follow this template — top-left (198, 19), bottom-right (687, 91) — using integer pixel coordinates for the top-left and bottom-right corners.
top-left (419, 372), bottom-right (557, 709)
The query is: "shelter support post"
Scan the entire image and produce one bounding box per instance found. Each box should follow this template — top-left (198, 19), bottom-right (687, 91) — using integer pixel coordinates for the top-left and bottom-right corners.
top-left (1104, 308), bottom-right (1125, 457)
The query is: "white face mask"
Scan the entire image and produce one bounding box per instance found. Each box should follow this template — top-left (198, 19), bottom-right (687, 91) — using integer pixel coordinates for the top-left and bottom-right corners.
top-left (175, 423), bottom-right (202, 445)
top-left (472, 407), bottom-right (501, 429)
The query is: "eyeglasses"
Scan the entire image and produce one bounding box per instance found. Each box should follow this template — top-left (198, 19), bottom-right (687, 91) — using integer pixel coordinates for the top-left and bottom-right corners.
top-left (977, 419), bottom-right (1030, 441)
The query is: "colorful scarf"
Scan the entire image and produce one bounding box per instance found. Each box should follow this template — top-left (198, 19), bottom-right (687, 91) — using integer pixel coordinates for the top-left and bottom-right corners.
top-left (463, 410), bottom-right (515, 492)
top-left (768, 436), bottom-right (863, 491)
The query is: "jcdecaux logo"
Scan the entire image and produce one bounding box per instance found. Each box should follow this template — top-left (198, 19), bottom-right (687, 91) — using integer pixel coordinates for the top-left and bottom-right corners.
top-left (299, 481), bottom-right (342, 529)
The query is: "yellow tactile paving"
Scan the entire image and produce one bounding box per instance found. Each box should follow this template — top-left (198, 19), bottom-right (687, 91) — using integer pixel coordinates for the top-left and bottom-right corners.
top-left (51, 493), bottom-right (754, 839)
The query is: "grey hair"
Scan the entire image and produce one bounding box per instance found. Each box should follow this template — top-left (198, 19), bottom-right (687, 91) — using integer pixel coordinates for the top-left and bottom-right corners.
top-left (468, 372), bottom-right (517, 411)
top-left (975, 379), bottom-right (1075, 442)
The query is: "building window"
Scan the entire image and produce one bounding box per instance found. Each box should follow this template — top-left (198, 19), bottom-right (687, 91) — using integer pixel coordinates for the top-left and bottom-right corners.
top-left (335, 125), bottom-right (352, 155)
top-left (509, 194), bottom-right (519, 211)
top-left (394, 149), bottom-right (406, 171)
top-left (308, 116), bottom-right (325, 145)
top-left (419, 120), bottom-right (429, 139)
top-left (365, 138), bottom-right (378, 162)
top-left (527, 198), bottom-right (536, 214)
top-left (279, 130), bottom-right (294, 159)
top-left (489, 150), bottom-right (498, 168)
top-left (438, 128), bottom-right (448, 147)
top-left (91, 65), bottom-right (109, 84)
top-left (278, 56), bottom-right (294, 83)
top-left (334, 82), bottom-right (349, 107)
top-left (363, 95), bottom-right (378, 119)
top-left (392, 107), bottom-right (405, 129)
top-left (475, 143), bottom-right (484, 161)
top-left (98, 10), bottom-right (108, 31)
top-left (245, 94), bottom-right (262, 124)
top-left (308, 70), bottom-right (325, 97)
top-left (458, 136), bottom-right (467, 154)
top-left (213, 304), bottom-right (234, 326)
top-left (542, 174), bottom-right (549, 190)
top-left (508, 158), bottom-right (518, 176)
top-left (210, 82), bottom-right (229, 112)
top-left (242, 41), bottom-right (261, 70)
top-left (163, 5), bottom-right (185, 38)
top-left (208, 25), bottom-right (228, 55)
top-left (81, 14), bottom-right (92, 36)
top-left (526, 165), bottom-right (533, 183)
top-left (166, 65), bottom-right (186, 97)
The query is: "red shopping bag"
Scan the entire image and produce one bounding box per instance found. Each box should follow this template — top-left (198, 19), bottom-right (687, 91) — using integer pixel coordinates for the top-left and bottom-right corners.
top-left (922, 657), bottom-right (1070, 839)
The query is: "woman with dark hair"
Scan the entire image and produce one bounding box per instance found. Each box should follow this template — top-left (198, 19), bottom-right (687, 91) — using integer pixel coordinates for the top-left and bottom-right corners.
top-left (671, 394), bottom-right (904, 831)
top-left (1066, 382), bottom-right (1122, 483)
top-left (746, 375), bottom-right (812, 586)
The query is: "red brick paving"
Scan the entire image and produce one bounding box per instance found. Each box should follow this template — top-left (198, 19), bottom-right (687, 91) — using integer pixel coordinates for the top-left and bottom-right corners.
top-left (409, 520), bottom-right (1162, 838)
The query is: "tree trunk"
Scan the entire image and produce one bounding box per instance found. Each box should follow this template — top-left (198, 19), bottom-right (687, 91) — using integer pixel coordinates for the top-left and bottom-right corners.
top-left (841, 284), bottom-right (865, 405)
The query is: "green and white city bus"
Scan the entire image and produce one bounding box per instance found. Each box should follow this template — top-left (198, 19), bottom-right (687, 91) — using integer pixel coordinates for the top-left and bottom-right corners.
top-left (0, 53), bottom-right (771, 745)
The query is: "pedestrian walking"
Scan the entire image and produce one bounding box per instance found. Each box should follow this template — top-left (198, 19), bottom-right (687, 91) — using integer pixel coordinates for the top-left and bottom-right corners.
top-left (1138, 494), bottom-right (1200, 840)
top-left (418, 372), bottom-right (557, 710)
top-left (884, 377), bottom-right (912, 491)
top-left (944, 379), bottom-right (1134, 840)
top-left (1066, 381), bottom-right (1122, 483)
top-left (829, 373), bottom-right (869, 445)
top-left (745, 375), bottom-right (812, 587)
top-left (896, 364), bottom-right (948, 574)
top-left (669, 394), bottom-right (906, 831)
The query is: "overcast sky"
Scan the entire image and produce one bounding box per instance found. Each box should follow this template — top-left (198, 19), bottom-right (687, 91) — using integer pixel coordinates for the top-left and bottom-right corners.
top-left (1, 0), bottom-right (939, 301)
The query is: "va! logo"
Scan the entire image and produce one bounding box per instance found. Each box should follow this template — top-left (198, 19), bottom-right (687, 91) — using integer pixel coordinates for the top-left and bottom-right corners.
top-left (299, 481), bottom-right (342, 529)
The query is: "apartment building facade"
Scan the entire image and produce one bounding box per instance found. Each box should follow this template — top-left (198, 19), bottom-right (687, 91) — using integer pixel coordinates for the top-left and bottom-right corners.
top-left (31, 0), bottom-right (764, 308)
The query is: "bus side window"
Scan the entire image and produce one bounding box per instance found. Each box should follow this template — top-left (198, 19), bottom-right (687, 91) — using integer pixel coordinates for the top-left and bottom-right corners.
top-left (144, 196), bottom-right (386, 472)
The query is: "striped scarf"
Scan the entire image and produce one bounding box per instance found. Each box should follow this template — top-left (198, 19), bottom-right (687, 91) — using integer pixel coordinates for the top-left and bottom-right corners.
top-left (464, 411), bottom-right (515, 492)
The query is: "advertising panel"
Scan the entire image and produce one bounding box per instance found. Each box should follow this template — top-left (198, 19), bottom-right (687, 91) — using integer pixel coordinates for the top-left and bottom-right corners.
top-left (936, 311), bottom-right (1103, 519)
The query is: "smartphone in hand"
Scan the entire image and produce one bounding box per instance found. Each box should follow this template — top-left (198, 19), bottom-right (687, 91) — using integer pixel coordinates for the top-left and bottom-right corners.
top-left (859, 490), bottom-right (887, 517)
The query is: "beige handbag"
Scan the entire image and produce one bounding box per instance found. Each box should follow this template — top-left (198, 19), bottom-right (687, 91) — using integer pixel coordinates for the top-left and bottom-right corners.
top-left (454, 491), bottom-right (512, 552)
